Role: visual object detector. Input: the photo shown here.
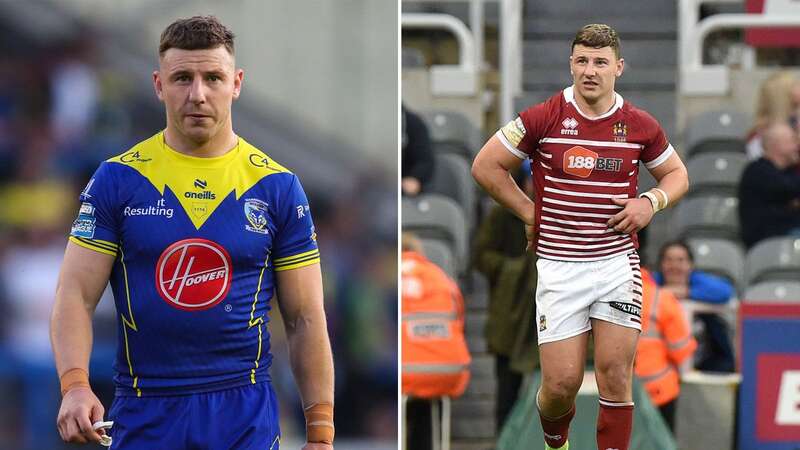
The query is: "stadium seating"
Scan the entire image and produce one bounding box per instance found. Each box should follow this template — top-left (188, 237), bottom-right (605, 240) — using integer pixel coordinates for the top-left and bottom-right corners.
top-left (744, 281), bottom-right (800, 303)
top-left (684, 110), bottom-right (749, 158)
top-left (426, 153), bottom-right (476, 225)
top-left (421, 110), bottom-right (484, 159)
top-left (687, 237), bottom-right (745, 290)
top-left (745, 237), bottom-right (800, 285)
top-left (420, 238), bottom-right (457, 278)
top-left (671, 194), bottom-right (740, 240)
top-left (685, 151), bottom-right (748, 197)
top-left (402, 194), bottom-right (468, 274)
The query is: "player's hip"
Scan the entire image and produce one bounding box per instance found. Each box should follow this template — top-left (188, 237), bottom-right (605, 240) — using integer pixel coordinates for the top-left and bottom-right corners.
top-left (107, 381), bottom-right (281, 449)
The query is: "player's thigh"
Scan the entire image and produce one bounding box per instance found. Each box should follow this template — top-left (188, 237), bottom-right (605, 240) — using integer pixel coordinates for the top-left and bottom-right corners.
top-left (588, 251), bottom-right (643, 332)
top-left (539, 331), bottom-right (589, 394)
top-left (205, 383), bottom-right (281, 450)
top-left (535, 258), bottom-right (595, 345)
top-left (591, 318), bottom-right (639, 370)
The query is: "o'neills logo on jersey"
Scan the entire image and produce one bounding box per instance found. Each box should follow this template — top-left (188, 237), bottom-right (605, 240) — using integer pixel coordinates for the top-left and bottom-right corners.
top-left (185, 179), bottom-right (216, 199)
top-left (155, 238), bottom-right (232, 311)
top-left (184, 191), bottom-right (216, 200)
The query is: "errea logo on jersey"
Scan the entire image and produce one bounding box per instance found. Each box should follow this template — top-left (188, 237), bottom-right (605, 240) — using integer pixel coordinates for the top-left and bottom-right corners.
top-left (155, 239), bottom-right (232, 311)
top-left (561, 117), bottom-right (579, 136)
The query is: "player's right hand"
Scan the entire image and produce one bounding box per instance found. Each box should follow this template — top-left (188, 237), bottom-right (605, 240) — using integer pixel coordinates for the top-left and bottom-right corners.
top-left (524, 223), bottom-right (537, 251)
top-left (56, 386), bottom-right (107, 445)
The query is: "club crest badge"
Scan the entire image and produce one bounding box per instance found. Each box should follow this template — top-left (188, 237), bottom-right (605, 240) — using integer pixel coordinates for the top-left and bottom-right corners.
top-left (244, 198), bottom-right (269, 235)
top-left (612, 121), bottom-right (628, 142)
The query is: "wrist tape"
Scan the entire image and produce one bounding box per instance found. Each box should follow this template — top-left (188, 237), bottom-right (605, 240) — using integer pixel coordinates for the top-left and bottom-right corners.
top-left (305, 402), bottom-right (334, 444)
top-left (60, 368), bottom-right (90, 396)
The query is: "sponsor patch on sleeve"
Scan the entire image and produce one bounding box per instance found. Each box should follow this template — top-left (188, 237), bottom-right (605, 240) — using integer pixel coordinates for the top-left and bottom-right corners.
top-left (71, 216), bottom-right (96, 238)
top-left (79, 202), bottom-right (95, 216)
top-left (501, 116), bottom-right (527, 148)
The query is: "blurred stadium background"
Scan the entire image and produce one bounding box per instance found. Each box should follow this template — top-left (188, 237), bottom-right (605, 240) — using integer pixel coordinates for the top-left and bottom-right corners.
top-left (402, 1), bottom-right (800, 449)
top-left (0, 1), bottom-right (397, 449)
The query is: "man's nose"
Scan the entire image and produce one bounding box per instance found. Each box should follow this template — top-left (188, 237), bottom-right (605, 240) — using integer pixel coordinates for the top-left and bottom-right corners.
top-left (188, 78), bottom-right (206, 104)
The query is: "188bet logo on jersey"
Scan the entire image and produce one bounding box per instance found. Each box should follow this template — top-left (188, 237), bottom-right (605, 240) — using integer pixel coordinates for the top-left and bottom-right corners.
top-left (563, 146), bottom-right (624, 178)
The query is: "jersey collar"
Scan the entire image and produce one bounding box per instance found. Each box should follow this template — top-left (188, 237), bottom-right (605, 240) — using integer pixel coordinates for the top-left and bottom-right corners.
top-left (159, 131), bottom-right (241, 168)
top-left (563, 85), bottom-right (624, 121)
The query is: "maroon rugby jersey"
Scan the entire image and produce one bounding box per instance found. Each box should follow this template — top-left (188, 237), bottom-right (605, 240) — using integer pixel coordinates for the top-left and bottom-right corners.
top-left (498, 86), bottom-right (673, 261)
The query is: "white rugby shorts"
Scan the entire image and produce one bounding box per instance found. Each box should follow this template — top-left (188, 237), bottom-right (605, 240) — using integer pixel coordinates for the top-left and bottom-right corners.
top-left (535, 252), bottom-right (642, 344)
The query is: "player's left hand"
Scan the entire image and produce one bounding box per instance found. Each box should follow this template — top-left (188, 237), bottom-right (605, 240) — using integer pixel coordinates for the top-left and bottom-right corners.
top-left (607, 197), bottom-right (654, 235)
top-left (302, 443), bottom-right (333, 450)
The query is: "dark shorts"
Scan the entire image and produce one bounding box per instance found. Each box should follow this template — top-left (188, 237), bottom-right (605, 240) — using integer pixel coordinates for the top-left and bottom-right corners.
top-left (107, 382), bottom-right (280, 449)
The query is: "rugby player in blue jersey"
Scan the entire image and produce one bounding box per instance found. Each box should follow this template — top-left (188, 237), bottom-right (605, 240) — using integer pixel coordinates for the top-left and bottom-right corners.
top-left (50, 16), bottom-right (334, 449)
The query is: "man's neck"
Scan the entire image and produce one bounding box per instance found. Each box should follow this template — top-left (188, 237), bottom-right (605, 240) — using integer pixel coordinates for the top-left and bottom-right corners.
top-left (573, 89), bottom-right (616, 118)
top-left (765, 153), bottom-right (789, 170)
top-left (164, 126), bottom-right (238, 158)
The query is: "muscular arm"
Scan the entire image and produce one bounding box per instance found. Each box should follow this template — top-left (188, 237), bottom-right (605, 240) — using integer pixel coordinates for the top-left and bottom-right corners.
top-left (471, 134), bottom-right (534, 224)
top-left (50, 242), bottom-right (115, 444)
top-left (647, 151), bottom-right (690, 208)
top-left (608, 151), bottom-right (689, 234)
top-left (52, 243), bottom-right (113, 376)
top-left (276, 263), bottom-right (334, 443)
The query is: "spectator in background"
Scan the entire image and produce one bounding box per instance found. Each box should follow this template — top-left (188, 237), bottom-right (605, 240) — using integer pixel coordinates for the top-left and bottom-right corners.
top-left (738, 121), bottom-right (800, 249)
top-left (746, 71), bottom-right (798, 160)
top-left (401, 105), bottom-right (434, 196)
top-left (635, 268), bottom-right (696, 432)
top-left (401, 232), bottom-right (470, 450)
top-left (655, 241), bottom-right (734, 304)
top-left (655, 241), bottom-right (735, 373)
top-left (473, 168), bottom-right (538, 433)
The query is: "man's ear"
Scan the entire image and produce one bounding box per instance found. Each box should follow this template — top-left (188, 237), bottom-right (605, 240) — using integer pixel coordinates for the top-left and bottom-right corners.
top-left (153, 71), bottom-right (164, 101)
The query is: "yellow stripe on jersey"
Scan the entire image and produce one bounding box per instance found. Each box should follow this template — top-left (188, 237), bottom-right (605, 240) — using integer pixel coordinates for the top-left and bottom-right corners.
top-left (248, 256), bottom-right (268, 384)
top-left (118, 248), bottom-right (141, 396)
top-left (69, 236), bottom-right (118, 257)
top-left (107, 131), bottom-right (292, 230)
top-left (273, 249), bottom-right (319, 265)
top-left (273, 251), bottom-right (321, 271)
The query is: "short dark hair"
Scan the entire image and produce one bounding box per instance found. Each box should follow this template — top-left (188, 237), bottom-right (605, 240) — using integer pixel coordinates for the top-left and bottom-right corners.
top-left (571, 24), bottom-right (620, 59)
top-left (159, 16), bottom-right (235, 56)
top-left (658, 240), bottom-right (694, 267)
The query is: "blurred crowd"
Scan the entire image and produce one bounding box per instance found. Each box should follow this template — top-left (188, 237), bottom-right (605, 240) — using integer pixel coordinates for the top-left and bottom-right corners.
top-left (0, 21), bottom-right (396, 450)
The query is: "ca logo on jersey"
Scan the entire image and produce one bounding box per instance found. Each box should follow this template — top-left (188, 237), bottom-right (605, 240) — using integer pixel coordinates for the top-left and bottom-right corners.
top-left (156, 239), bottom-right (232, 311)
top-left (244, 199), bottom-right (269, 235)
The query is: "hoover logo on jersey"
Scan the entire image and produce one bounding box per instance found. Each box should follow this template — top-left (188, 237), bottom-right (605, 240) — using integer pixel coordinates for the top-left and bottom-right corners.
top-left (155, 238), bottom-right (232, 311)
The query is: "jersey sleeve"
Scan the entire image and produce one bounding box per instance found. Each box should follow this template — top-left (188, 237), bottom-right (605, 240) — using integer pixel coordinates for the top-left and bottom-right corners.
top-left (68, 162), bottom-right (120, 257)
top-left (271, 175), bottom-right (321, 271)
top-left (496, 96), bottom-right (558, 159)
top-left (639, 111), bottom-right (674, 169)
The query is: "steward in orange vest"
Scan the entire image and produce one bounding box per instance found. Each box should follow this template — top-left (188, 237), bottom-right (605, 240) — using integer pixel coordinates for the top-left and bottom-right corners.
top-left (635, 268), bottom-right (697, 431)
top-left (401, 247), bottom-right (471, 399)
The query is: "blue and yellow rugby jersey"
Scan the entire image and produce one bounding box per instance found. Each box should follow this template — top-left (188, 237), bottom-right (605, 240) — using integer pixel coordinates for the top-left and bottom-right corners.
top-left (69, 131), bottom-right (320, 396)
